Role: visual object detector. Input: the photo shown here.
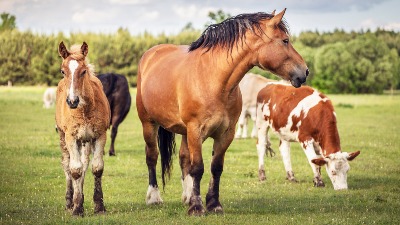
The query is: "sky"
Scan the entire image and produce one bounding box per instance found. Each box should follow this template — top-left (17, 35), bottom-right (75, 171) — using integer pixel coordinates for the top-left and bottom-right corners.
top-left (1, 0), bottom-right (400, 36)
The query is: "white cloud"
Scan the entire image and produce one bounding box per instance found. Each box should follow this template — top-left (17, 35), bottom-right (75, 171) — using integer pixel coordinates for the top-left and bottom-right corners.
top-left (173, 5), bottom-right (214, 19)
top-left (142, 11), bottom-right (159, 20)
top-left (72, 8), bottom-right (116, 23)
top-left (109, 0), bottom-right (151, 5)
top-left (383, 22), bottom-right (400, 31)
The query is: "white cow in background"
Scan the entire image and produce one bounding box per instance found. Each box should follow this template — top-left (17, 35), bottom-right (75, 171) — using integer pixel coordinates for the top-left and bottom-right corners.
top-left (43, 87), bottom-right (56, 109)
top-left (235, 73), bottom-right (275, 139)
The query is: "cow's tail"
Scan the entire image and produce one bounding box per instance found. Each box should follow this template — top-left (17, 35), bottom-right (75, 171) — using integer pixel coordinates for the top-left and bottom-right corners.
top-left (157, 127), bottom-right (176, 188)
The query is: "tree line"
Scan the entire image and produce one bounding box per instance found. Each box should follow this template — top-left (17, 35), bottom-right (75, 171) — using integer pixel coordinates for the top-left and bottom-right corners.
top-left (1, 12), bottom-right (399, 94)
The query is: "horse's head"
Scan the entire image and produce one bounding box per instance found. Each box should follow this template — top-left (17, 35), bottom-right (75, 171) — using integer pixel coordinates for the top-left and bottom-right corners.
top-left (58, 41), bottom-right (90, 109)
top-left (255, 9), bottom-right (309, 88)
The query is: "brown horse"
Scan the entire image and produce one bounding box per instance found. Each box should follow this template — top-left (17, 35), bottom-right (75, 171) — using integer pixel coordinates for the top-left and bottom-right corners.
top-left (97, 73), bottom-right (131, 156)
top-left (136, 9), bottom-right (309, 216)
top-left (56, 42), bottom-right (110, 216)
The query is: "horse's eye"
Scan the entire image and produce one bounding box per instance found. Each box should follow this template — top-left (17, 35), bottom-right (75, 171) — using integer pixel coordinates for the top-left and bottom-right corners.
top-left (283, 39), bottom-right (289, 45)
top-left (61, 70), bottom-right (65, 76)
top-left (80, 70), bottom-right (86, 77)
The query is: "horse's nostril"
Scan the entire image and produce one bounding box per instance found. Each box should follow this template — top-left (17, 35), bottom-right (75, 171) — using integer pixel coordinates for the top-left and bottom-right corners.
top-left (306, 69), bottom-right (309, 77)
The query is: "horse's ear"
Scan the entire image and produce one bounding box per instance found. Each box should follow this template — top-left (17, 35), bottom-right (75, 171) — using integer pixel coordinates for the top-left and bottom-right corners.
top-left (271, 10), bottom-right (276, 16)
top-left (81, 42), bottom-right (88, 57)
top-left (58, 41), bottom-right (70, 59)
top-left (269, 8), bottom-right (286, 26)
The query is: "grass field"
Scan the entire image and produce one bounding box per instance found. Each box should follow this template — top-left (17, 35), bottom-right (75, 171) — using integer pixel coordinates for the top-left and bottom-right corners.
top-left (0, 86), bottom-right (399, 224)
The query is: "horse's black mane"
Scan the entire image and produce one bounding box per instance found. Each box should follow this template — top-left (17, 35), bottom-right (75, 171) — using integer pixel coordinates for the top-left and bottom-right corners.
top-left (188, 12), bottom-right (289, 52)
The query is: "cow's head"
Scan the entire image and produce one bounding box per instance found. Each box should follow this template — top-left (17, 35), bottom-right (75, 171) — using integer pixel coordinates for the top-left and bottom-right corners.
top-left (312, 151), bottom-right (360, 190)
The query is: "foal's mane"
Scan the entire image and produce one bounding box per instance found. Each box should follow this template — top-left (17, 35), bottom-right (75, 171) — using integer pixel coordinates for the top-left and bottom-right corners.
top-left (68, 44), bottom-right (95, 76)
top-left (189, 12), bottom-right (289, 52)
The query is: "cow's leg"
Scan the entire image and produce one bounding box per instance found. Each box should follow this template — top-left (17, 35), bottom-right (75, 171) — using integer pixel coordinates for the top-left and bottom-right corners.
top-left (92, 134), bottom-right (106, 213)
top-left (186, 123), bottom-right (205, 216)
top-left (142, 121), bottom-right (163, 204)
top-left (206, 125), bottom-right (235, 214)
top-left (235, 110), bottom-right (246, 139)
top-left (256, 120), bottom-right (269, 181)
top-left (180, 135), bottom-right (192, 205)
top-left (59, 130), bottom-right (73, 210)
top-left (250, 107), bottom-right (258, 138)
top-left (280, 140), bottom-right (297, 182)
top-left (242, 115), bottom-right (249, 138)
top-left (303, 141), bottom-right (325, 187)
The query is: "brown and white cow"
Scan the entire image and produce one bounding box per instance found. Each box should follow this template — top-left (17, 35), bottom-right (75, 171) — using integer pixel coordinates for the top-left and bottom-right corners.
top-left (235, 73), bottom-right (275, 139)
top-left (256, 82), bottom-right (360, 190)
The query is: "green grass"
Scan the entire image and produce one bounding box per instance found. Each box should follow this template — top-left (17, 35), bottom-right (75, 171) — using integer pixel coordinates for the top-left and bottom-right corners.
top-left (0, 86), bottom-right (399, 224)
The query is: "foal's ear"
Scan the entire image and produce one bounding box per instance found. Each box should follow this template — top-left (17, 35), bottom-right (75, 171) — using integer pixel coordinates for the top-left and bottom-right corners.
top-left (58, 41), bottom-right (70, 59)
top-left (269, 8), bottom-right (286, 26)
top-left (81, 42), bottom-right (88, 57)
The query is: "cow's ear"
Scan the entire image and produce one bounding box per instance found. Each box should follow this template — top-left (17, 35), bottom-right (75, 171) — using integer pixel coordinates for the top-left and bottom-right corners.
top-left (311, 158), bottom-right (327, 166)
top-left (347, 151), bottom-right (360, 161)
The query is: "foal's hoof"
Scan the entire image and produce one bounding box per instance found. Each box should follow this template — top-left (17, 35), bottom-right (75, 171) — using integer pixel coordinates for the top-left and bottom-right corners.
top-left (94, 204), bottom-right (106, 214)
top-left (188, 204), bottom-right (206, 216)
top-left (207, 205), bottom-right (224, 214)
top-left (72, 207), bottom-right (84, 217)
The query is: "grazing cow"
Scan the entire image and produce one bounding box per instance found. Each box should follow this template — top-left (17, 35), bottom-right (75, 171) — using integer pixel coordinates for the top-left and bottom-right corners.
top-left (256, 82), bottom-right (360, 190)
top-left (97, 73), bottom-right (131, 156)
top-left (235, 73), bottom-right (275, 139)
top-left (56, 42), bottom-right (111, 216)
top-left (43, 87), bottom-right (56, 108)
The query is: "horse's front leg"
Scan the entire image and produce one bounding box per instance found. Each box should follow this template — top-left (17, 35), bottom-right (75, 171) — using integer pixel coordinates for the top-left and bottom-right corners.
top-left (187, 124), bottom-right (205, 216)
top-left (92, 133), bottom-right (106, 213)
top-left (206, 126), bottom-right (235, 214)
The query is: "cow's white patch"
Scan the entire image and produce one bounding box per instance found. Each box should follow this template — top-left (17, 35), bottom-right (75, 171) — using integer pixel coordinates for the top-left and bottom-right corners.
top-left (181, 175), bottom-right (193, 204)
top-left (146, 185), bottom-right (163, 204)
top-left (68, 60), bottom-right (79, 100)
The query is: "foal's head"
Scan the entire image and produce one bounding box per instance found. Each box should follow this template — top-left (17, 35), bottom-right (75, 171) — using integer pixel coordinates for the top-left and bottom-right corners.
top-left (58, 42), bottom-right (92, 109)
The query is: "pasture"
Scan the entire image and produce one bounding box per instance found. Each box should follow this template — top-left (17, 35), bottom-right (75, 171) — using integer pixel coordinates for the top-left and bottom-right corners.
top-left (0, 86), bottom-right (399, 224)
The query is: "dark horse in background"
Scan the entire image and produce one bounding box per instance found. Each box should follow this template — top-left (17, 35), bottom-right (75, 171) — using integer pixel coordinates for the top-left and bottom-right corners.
top-left (136, 9), bottom-right (309, 216)
top-left (97, 73), bottom-right (131, 156)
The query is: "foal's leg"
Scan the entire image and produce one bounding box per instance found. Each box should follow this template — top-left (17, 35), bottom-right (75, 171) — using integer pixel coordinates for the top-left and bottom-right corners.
top-left (279, 140), bottom-right (297, 182)
top-left (186, 123), bottom-right (205, 216)
top-left (92, 133), bottom-right (107, 213)
top-left (142, 121), bottom-right (163, 204)
top-left (59, 130), bottom-right (73, 210)
top-left (303, 141), bottom-right (325, 187)
top-left (206, 127), bottom-right (235, 214)
top-left (179, 135), bottom-right (192, 205)
top-left (66, 135), bottom-right (85, 216)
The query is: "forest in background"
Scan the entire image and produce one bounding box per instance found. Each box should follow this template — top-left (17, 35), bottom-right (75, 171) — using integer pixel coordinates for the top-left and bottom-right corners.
top-left (1, 12), bottom-right (399, 94)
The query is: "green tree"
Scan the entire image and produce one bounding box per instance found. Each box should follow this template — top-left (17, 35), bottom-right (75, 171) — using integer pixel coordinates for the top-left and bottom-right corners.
top-left (205, 9), bottom-right (231, 27)
top-left (0, 12), bottom-right (16, 32)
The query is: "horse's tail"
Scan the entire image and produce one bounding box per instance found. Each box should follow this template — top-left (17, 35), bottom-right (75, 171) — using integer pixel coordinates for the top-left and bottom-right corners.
top-left (157, 126), bottom-right (176, 188)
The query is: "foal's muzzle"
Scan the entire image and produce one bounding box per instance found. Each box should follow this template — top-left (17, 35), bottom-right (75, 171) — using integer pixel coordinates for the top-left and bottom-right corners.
top-left (66, 96), bottom-right (79, 109)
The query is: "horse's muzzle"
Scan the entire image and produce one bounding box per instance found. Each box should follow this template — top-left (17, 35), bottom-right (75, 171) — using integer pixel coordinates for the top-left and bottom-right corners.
top-left (66, 96), bottom-right (80, 109)
top-left (290, 68), bottom-right (309, 88)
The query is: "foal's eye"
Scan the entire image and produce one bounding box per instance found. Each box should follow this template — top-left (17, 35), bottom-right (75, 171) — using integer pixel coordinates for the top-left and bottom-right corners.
top-left (80, 70), bottom-right (86, 77)
top-left (283, 39), bottom-right (289, 45)
top-left (60, 70), bottom-right (65, 76)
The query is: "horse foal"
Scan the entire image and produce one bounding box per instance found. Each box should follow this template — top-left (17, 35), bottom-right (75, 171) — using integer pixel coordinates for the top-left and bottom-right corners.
top-left (56, 42), bottom-right (111, 216)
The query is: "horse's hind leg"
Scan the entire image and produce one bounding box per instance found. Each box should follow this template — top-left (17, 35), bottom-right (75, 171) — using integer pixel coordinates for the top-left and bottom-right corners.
top-left (142, 121), bottom-right (163, 204)
top-left (109, 124), bottom-right (118, 156)
top-left (92, 133), bottom-right (106, 213)
top-left (59, 130), bottom-right (73, 210)
top-left (179, 135), bottom-right (192, 205)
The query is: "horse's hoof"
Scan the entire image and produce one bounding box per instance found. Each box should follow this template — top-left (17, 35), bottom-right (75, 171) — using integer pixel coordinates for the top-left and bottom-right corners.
top-left (207, 205), bottom-right (224, 214)
top-left (188, 205), bottom-right (206, 216)
top-left (109, 151), bottom-right (115, 156)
